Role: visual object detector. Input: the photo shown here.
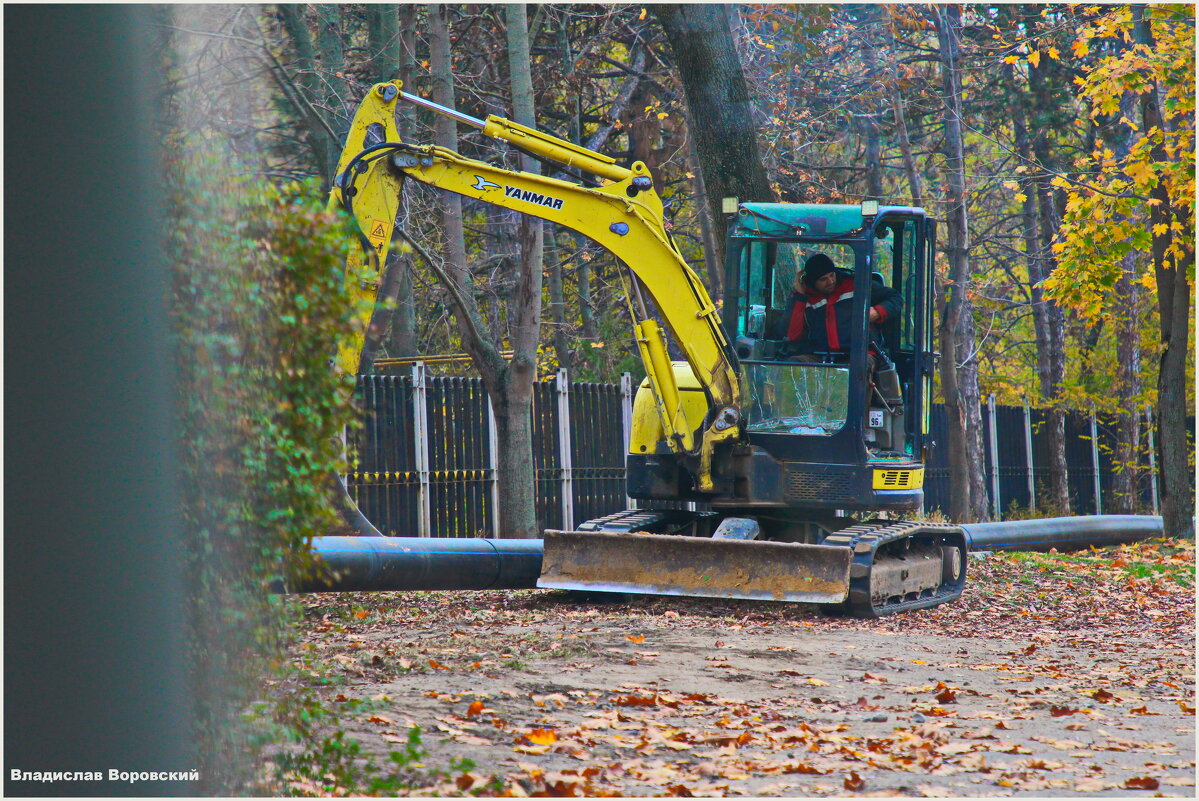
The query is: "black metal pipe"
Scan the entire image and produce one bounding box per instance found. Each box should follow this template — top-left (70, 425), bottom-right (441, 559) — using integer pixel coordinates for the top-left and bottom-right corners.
top-left (962, 515), bottom-right (1163, 552)
top-left (296, 536), bottom-right (544, 592)
top-left (295, 515), bottom-right (1164, 593)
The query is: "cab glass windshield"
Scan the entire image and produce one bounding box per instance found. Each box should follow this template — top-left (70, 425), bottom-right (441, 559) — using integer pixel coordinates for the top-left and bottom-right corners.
top-left (744, 362), bottom-right (848, 435)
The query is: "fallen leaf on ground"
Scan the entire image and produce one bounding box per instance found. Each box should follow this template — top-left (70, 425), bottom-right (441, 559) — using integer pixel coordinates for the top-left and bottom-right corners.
top-left (524, 728), bottom-right (558, 745)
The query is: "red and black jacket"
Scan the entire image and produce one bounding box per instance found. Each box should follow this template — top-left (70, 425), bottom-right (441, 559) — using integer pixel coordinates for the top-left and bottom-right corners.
top-left (779, 271), bottom-right (901, 354)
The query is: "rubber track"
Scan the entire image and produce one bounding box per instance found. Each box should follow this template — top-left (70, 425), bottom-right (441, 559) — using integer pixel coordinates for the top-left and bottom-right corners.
top-left (577, 508), bottom-right (717, 535)
top-left (823, 520), bottom-right (968, 617)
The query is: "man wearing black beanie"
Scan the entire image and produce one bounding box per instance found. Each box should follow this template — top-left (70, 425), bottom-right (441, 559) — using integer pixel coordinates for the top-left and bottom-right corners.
top-left (779, 252), bottom-right (901, 362)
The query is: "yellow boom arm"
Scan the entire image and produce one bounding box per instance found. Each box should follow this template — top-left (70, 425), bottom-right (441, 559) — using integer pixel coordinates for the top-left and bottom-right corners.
top-left (330, 82), bottom-right (741, 490)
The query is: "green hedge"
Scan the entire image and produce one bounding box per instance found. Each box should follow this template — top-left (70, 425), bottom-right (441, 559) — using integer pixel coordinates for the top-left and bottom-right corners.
top-left (168, 162), bottom-right (360, 792)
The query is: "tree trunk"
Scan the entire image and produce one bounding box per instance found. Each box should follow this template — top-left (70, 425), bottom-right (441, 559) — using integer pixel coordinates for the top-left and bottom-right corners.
top-left (424, 3), bottom-right (541, 538)
top-left (390, 3), bottom-right (419, 356)
top-left (1110, 88), bottom-right (1145, 514)
top-left (859, 5), bottom-right (884, 200)
top-left (498, 3), bottom-right (543, 538)
top-left (890, 85), bottom-right (923, 207)
top-left (429, 6), bottom-right (468, 295)
top-left (685, 111), bottom-right (724, 300)
top-left (656, 4), bottom-right (775, 268)
top-left (277, 5), bottom-right (333, 181)
top-left (1004, 61), bottom-right (1071, 514)
top-left (545, 233), bottom-right (573, 373)
top-left (1113, 264), bottom-right (1143, 513)
top-left (367, 4), bottom-right (400, 82)
top-left (491, 390), bottom-right (537, 540)
top-left (1132, 8), bottom-right (1195, 539)
top-left (314, 5), bottom-right (348, 177)
top-left (934, 5), bottom-right (989, 522)
top-left (1026, 58), bottom-right (1072, 515)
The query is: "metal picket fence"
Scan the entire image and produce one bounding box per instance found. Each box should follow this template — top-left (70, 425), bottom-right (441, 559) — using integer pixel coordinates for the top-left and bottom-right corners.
top-left (346, 366), bottom-right (629, 537)
top-left (346, 366), bottom-right (1166, 536)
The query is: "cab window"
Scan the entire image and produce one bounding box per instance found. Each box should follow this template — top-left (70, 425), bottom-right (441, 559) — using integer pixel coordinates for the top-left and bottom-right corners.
top-left (871, 220), bottom-right (918, 353)
top-left (739, 241), bottom-right (856, 340)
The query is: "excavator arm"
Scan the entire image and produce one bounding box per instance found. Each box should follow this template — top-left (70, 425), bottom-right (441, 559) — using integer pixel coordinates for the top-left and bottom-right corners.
top-left (330, 82), bottom-right (740, 490)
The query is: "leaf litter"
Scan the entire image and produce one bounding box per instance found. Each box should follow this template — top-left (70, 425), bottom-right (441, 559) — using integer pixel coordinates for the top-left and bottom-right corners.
top-left (292, 538), bottom-right (1194, 795)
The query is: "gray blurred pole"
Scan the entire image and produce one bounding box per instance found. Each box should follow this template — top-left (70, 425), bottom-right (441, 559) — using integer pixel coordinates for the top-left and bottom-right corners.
top-left (5, 5), bottom-right (196, 796)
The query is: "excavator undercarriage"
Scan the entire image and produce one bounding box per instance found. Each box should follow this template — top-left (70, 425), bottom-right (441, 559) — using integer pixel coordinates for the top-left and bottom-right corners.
top-left (540, 512), bottom-right (966, 617)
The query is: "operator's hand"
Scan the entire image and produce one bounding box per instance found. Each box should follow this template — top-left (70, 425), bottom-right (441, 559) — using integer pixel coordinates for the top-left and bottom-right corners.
top-left (868, 307), bottom-right (881, 324)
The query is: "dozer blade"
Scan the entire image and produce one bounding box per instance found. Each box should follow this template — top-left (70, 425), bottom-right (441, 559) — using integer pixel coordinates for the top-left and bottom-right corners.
top-left (538, 530), bottom-right (851, 603)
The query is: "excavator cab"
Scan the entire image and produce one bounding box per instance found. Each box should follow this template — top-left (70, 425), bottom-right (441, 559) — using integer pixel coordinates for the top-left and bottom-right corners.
top-left (559, 203), bottom-right (964, 617)
top-left (721, 203), bottom-right (936, 513)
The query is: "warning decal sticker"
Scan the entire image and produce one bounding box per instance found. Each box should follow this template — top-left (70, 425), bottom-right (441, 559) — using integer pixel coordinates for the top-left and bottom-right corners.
top-left (366, 220), bottom-right (388, 253)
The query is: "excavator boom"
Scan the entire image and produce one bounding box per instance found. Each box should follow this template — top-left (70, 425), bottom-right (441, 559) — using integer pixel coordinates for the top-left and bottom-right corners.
top-left (332, 82), bottom-right (739, 488)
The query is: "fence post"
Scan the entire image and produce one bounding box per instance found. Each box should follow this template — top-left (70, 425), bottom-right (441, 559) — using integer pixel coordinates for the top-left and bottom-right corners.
top-left (557, 368), bottom-right (574, 530)
top-left (412, 362), bottom-right (431, 537)
top-left (1146, 408), bottom-right (1160, 515)
top-left (988, 394), bottom-right (1001, 520)
top-left (1090, 409), bottom-right (1102, 515)
top-left (621, 372), bottom-right (637, 510)
top-left (487, 389), bottom-right (500, 537)
top-left (1023, 405), bottom-right (1036, 515)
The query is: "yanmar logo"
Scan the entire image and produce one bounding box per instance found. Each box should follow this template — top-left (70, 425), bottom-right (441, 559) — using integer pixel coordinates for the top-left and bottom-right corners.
top-left (503, 185), bottom-right (565, 210)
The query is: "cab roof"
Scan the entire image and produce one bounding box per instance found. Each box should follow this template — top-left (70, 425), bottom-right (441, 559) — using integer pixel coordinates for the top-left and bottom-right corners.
top-left (732, 203), bottom-right (926, 238)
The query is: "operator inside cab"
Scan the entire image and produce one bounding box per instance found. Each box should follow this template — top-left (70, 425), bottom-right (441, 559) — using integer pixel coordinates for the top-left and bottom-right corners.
top-left (777, 252), bottom-right (901, 378)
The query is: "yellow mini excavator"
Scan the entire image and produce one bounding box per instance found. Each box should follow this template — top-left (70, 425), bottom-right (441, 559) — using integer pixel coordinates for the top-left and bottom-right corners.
top-left (329, 81), bottom-right (967, 617)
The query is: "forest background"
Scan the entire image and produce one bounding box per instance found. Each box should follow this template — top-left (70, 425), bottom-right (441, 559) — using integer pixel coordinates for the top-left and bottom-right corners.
top-left (165, 3), bottom-right (1193, 544)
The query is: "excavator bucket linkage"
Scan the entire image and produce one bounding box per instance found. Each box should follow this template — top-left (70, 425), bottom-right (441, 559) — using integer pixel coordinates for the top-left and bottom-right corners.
top-left (539, 530), bottom-right (852, 604)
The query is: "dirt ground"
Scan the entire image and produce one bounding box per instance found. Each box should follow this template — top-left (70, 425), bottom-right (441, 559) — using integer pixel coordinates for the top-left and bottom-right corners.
top-left (289, 541), bottom-right (1195, 797)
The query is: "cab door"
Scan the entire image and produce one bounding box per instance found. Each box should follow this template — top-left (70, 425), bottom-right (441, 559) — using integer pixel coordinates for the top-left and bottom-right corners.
top-left (869, 212), bottom-right (933, 459)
